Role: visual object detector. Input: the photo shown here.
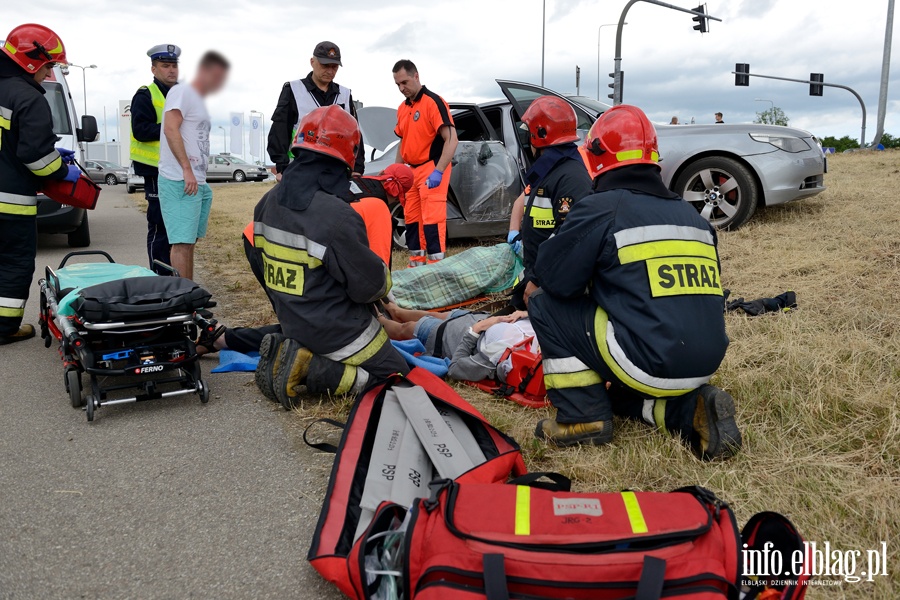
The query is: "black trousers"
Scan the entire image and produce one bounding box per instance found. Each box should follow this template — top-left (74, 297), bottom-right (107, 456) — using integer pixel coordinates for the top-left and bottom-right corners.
top-left (0, 217), bottom-right (37, 336)
top-left (144, 173), bottom-right (171, 275)
top-left (528, 290), bottom-right (695, 433)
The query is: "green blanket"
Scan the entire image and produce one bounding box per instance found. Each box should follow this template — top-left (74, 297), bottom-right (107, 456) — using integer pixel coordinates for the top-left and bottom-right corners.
top-left (392, 244), bottom-right (521, 310)
top-left (55, 263), bottom-right (157, 317)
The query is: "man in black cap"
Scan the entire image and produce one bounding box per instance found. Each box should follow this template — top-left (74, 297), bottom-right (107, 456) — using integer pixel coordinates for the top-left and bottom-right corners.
top-left (267, 41), bottom-right (365, 180)
top-left (130, 44), bottom-right (180, 274)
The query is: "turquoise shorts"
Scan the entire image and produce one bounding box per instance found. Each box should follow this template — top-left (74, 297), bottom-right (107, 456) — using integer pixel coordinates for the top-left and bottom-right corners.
top-left (158, 177), bottom-right (213, 244)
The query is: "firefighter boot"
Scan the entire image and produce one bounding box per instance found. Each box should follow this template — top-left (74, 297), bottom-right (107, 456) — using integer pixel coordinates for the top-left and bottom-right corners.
top-left (535, 418), bottom-right (614, 447)
top-left (273, 338), bottom-right (314, 410)
top-left (690, 385), bottom-right (742, 460)
top-left (255, 332), bottom-right (286, 403)
top-left (0, 324), bottom-right (35, 346)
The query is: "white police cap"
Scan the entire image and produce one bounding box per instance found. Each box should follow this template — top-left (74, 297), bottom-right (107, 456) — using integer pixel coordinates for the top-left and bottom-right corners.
top-left (147, 44), bottom-right (181, 63)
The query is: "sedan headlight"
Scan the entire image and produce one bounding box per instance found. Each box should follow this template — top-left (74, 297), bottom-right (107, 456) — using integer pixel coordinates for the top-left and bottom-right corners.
top-left (750, 133), bottom-right (811, 153)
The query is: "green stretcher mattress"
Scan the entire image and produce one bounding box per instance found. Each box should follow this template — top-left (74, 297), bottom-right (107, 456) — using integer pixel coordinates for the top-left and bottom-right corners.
top-left (54, 263), bottom-right (158, 317)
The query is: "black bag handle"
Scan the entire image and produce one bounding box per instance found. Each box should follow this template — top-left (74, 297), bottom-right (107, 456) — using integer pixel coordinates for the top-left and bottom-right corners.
top-left (508, 471), bottom-right (571, 492)
top-left (635, 556), bottom-right (667, 600)
top-left (483, 554), bottom-right (510, 600)
top-left (302, 418), bottom-right (346, 454)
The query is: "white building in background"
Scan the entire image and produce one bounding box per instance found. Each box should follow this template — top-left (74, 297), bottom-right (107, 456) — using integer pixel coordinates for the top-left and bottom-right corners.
top-left (84, 100), bottom-right (132, 167)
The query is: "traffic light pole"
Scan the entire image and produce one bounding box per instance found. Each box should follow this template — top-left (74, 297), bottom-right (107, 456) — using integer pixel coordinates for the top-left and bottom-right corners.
top-left (612, 0), bottom-right (722, 104)
top-left (731, 71), bottom-right (867, 146)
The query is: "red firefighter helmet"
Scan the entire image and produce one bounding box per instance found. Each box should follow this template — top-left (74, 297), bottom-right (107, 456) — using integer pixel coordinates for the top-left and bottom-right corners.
top-left (2, 24), bottom-right (67, 73)
top-left (521, 96), bottom-right (580, 148)
top-left (291, 105), bottom-right (361, 169)
top-left (582, 104), bottom-right (660, 178)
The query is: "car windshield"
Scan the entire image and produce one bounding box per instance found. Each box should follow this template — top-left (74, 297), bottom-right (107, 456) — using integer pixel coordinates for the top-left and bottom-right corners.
top-left (41, 82), bottom-right (73, 135)
top-left (225, 156), bottom-right (249, 164)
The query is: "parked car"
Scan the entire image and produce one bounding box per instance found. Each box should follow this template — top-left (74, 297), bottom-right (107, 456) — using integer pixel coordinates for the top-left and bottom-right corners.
top-left (32, 63), bottom-right (98, 247)
top-left (126, 164), bottom-right (144, 194)
top-left (207, 154), bottom-right (269, 182)
top-left (84, 159), bottom-right (127, 186)
top-left (362, 80), bottom-right (826, 245)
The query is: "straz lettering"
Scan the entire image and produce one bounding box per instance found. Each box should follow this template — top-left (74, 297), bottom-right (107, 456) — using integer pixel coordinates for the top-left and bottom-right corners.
top-left (648, 257), bottom-right (722, 298)
top-left (532, 218), bottom-right (556, 228)
top-left (262, 255), bottom-right (304, 296)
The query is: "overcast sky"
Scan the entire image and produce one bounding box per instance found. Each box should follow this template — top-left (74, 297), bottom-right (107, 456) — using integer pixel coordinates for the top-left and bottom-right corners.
top-left (19, 0), bottom-right (898, 156)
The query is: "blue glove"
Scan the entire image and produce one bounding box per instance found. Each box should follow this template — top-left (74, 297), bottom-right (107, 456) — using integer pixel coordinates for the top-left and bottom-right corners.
top-left (63, 165), bottom-right (81, 183)
top-left (507, 230), bottom-right (522, 254)
top-left (57, 148), bottom-right (76, 164)
top-left (426, 169), bottom-right (443, 189)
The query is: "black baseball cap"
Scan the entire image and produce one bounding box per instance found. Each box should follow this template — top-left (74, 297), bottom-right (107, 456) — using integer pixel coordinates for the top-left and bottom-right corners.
top-left (313, 41), bottom-right (342, 66)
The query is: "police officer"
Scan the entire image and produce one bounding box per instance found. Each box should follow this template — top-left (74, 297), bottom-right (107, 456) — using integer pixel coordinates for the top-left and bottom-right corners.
top-left (507, 96), bottom-right (591, 310)
top-left (392, 59), bottom-right (457, 266)
top-left (267, 41), bottom-right (365, 180)
top-left (0, 24), bottom-right (79, 345)
top-left (130, 44), bottom-right (180, 274)
top-left (253, 105), bottom-right (408, 409)
top-left (528, 105), bottom-right (741, 460)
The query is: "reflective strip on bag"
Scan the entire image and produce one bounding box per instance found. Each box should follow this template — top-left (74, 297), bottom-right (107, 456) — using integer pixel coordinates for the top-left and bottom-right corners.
top-left (515, 485), bottom-right (531, 535)
top-left (621, 491), bottom-right (648, 534)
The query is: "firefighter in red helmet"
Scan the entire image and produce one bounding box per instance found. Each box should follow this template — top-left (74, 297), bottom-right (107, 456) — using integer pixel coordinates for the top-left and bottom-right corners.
top-left (0, 24), bottom-right (79, 345)
top-left (251, 105), bottom-right (408, 409)
top-left (527, 105), bottom-right (742, 460)
top-left (507, 95), bottom-right (591, 310)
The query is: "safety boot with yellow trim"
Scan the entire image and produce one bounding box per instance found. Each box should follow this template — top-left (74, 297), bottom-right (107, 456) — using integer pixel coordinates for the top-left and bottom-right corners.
top-left (535, 418), bottom-right (614, 447)
top-left (0, 324), bottom-right (35, 346)
top-left (273, 338), bottom-right (314, 410)
top-left (691, 385), bottom-right (741, 460)
top-left (255, 333), bottom-right (286, 403)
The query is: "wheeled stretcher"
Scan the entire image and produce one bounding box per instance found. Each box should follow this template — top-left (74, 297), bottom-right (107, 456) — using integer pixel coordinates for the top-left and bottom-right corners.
top-left (38, 251), bottom-right (217, 421)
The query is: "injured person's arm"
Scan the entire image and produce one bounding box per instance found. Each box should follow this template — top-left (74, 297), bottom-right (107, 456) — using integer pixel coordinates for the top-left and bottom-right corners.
top-left (445, 314), bottom-right (525, 382)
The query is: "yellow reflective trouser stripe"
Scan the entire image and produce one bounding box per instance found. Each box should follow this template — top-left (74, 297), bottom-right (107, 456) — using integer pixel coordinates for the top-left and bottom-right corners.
top-left (594, 307), bottom-right (695, 398)
top-left (544, 371), bottom-right (603, 389)
top-left (343, 327), bottom-right (388, 367)
top-left (529, 206), bottom-right (556, 229)
top-left (515, 486), bottom-right (531, 535)
top-left (0, 307), bottom-right (25, 318)
top-left (334, 365), bottom-right (357, 396)
top-left (254, 236), bottom-right (323, 268)
top-left (621, 491), bottom-right (648, 534)
top-left (28, 155), bottom-right (63, 177)
top-left (0, 201), bottom-right (37, 216)
top-left (653, 399), bottom-right (668, 435)
top-left (617, 240), bottom-right (718, 265)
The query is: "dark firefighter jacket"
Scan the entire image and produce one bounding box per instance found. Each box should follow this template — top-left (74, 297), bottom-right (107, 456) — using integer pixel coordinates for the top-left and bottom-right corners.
top-left (521, 144), bottom-right (592, 282)
top-left (0, 52), bottom-right (68, 217)
top-left (252, 152), bottom-right (390, 357)
top-left (533, 164), bottom-right (729, 394)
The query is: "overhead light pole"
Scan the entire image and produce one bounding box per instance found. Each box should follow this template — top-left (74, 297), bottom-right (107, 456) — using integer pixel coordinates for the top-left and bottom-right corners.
top-left (68, 63), bottom-right (97, 116)
top-left (754, 98), bottom-right (774, 110)
top-left (218, 125), bottom-right (227, 154)
top-left (597, 23), bottom-right (624, 101)
top-left (541, 0), bottom-right (546, 86)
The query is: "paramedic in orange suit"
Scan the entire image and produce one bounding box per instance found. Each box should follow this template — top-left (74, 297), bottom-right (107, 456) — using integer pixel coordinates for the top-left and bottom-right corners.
top-left (392, 59), bottom-right (457, 267)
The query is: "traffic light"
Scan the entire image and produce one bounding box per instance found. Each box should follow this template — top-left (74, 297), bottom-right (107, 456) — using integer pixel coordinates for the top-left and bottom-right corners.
top-left (608, 71), bottom-right (624, 103)
top-left (692, 4), bottom-right (708, 33)
top-left (809, 73), bottom-right (824, 96)
top-left (735, 63), bottom-right (750, 87)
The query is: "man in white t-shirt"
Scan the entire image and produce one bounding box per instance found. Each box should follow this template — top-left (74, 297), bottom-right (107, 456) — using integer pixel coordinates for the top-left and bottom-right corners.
top-left (159, 51), bottom-right (229, 280)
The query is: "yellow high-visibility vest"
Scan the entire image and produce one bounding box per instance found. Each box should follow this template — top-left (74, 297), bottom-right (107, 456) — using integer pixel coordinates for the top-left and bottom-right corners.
top-left (129, 83), bottom-right (165, 167)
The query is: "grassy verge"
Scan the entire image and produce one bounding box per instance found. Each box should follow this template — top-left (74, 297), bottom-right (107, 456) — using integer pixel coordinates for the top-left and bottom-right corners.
top-left (192, 154), bottom-right (900, 598)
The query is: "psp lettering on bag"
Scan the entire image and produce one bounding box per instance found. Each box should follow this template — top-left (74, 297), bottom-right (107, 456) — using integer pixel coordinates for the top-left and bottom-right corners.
top-left (553, 497), bottom-right (603, 517)
top-left (648, 257), bottom-right (722, 298)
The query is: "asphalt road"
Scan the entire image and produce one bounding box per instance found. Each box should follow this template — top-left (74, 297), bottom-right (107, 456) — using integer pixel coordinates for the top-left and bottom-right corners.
top-left (0, 187), bottom-right (343, 600)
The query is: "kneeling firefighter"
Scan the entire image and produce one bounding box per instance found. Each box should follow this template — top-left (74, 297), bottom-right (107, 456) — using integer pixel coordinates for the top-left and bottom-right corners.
top-left (507, 95), bottom-right (591, 310)
top-left (252, 105), bottom-right (409, 408)
top-left (0, 24), bottom-right (79, 345)
top-left (528, 104), bottom-right (742, 460)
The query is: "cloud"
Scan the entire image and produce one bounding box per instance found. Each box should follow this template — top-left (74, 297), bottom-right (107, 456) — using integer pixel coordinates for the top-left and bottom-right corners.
top-left (369, 22), bottom-right (424, 53)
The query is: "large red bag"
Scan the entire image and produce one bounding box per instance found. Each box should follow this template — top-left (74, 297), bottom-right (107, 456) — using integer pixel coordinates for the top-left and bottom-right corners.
top-left (41, 172), bottom-right (100, 210)
top-left (306, 368), bottom-right (526, 599)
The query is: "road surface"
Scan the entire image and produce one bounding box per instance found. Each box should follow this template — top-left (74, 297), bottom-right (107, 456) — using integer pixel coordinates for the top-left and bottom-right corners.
top-left (0, 187), bottom-right (343, 599)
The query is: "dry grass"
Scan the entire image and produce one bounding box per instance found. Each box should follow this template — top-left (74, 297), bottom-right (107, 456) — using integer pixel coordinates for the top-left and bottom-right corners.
top-left (190, 154), bottom-right (900, 598)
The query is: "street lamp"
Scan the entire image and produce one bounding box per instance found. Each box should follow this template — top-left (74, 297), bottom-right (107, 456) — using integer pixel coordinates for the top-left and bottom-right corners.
top-left (218, 125), bottom-right (227, 153)
top-left (67, 63), bottom-right (97, 116)
top-left (598, 23), bottom-right (625, 101)
top-left (754, 98), bottom-right (774, 110)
